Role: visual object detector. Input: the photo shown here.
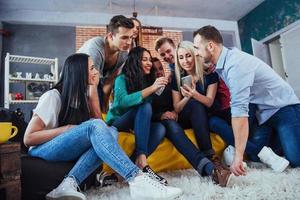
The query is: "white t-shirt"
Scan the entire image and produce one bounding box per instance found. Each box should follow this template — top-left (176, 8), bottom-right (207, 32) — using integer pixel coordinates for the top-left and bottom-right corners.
top-left (33, 89), bottom-right (61, 129)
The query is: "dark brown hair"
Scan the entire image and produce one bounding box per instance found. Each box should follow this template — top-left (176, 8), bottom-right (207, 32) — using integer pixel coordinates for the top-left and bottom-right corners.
top-left (107, 15), bottom-right (134, 34)
top-left (193, 25), bottom-right (223, 44)
top-left (130, 17), bottom-right (143, 46)
top-left (151, 57), bottom-right (160, 63)
top-left (122, 47), bottom-right (155, 94)
top-left (154, 37), bottom-right (175, 51)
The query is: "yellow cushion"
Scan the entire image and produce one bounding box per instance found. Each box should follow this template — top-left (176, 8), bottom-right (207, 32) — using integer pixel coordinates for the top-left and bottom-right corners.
top-left (103, 129), bottom-right (226, 173)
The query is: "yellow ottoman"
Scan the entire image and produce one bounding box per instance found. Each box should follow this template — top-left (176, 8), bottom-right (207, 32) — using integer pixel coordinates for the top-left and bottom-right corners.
top-left (103, 129), bottom-right (226, 173)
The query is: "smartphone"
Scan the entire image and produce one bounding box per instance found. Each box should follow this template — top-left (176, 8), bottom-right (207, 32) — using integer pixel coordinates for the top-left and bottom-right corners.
top-left (181, 75), bottom-right (192, 88)
top-left (155, 86), bottom-right (165, 96)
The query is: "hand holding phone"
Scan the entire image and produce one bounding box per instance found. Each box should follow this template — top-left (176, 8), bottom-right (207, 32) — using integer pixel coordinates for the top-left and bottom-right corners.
top-left (181, 75), bottom-right (192, 88)
top-left (153, 77), bottom-right (168, 96)
top-left (155, 86), bottom-right (165, 96)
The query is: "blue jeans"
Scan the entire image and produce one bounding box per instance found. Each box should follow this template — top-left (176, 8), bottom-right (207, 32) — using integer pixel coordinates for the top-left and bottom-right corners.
top-left (112, 102), bottom-right (166, 160)
top-left (162, 119), bottom-right (212, 175)
top-left (260, 104), bottom-right (300, 167)
top-left (209, 104), bottom-right (266, 161)
top-left (209, 116), bottom-right (262, 161)
top-left (29, 119), bottom-right (140, 184)
top-left (178, 99), bottom-right (214, 157)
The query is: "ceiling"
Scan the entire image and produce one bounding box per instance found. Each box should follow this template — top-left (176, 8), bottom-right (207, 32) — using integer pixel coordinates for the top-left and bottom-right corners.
top-left (0, 0), bottom-right (265, 21)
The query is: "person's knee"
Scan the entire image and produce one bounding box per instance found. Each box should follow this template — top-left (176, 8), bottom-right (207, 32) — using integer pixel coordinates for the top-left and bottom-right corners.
top-left (86, 118), bottom-right (104, 125)
top-left (139, 102), bottom-right (152, 115)
top-left (155, 123), bottom-right (166, 139)
top-left (85, 119), bottom-right (107, 132)
top-left (188, 99), bottom-right (202, 107)
top-left (209, 117), bottom-right (221, 129)
top-left (188, 100), bottom-right (206, 115)
top-left (166, 121), bottom-right (184, 136)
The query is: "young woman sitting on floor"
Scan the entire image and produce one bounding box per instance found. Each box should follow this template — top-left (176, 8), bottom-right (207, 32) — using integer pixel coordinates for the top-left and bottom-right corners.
top-left (24, 53), bottom-right (182, 200)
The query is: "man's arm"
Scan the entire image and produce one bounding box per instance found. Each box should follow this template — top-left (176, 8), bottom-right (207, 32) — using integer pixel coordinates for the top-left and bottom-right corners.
top-left (231, 117), bottom-right (248, 176)
top-left (224, 59), bottom-right (256, 176)
top-left (101, 82), bottom-right (113, 113)
top-left (88, 85), bottom-right (103, 119)
top-left (101, 67), bottom-right (122, 112)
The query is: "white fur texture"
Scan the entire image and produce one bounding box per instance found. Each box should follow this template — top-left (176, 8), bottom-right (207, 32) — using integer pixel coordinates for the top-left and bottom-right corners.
top-left (85, 164), bottom-right (300, 200)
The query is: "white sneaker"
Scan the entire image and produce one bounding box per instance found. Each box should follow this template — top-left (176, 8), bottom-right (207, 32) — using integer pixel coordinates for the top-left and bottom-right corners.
top-left (223, 145), bottom-right (247, 168)
top-left (46, 176), bottom-right (86, 200)
top-left (258, 146), bottom-right (289, 172)
top-left (129, 172), bottom-right (183, 200)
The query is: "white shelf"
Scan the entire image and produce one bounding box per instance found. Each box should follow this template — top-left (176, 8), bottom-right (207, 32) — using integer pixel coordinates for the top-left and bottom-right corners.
top-left (10, 100), bottom-right (39, 104)
top-left (4, 53), bottom-right (59, 109)
top-left (9, 77), bottom-right (57, 83)
top-left (8, 54), bottom-right (56, 65)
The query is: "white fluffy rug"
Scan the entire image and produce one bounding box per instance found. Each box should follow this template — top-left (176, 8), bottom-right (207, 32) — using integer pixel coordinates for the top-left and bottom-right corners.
top-left (85, 163), bottom-right (300, 200)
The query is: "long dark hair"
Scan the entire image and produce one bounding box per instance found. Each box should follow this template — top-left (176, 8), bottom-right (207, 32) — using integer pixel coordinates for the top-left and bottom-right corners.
top-left (130, 17), bottom-right (142, 46)
top-left (122, 46), bottom-right (155, 93)
top-left (53, 53), bottom-right (90, 126)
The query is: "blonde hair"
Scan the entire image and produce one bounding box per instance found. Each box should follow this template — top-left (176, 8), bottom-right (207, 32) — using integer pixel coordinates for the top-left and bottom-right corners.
top-left (174, 41), bottom-right (204, 91)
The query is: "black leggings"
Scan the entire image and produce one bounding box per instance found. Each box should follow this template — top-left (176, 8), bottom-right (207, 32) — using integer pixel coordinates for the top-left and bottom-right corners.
top-left (178, 99), bottom-right (214, 158)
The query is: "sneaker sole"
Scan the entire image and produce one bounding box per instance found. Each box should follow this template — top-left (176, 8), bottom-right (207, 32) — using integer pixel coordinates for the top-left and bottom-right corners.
top-left (131, 191), bottom-right (183, 200)
top-left (46, 195), bottom-right (86, 200)
top-left (224, 173), bottom-right (234, 187)
top-left (273, 160), bottom-right (289, 173)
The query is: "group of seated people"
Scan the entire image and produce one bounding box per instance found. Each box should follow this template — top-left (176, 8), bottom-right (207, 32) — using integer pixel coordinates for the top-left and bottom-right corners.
top-left (23, 15), bottom-right (300, 200)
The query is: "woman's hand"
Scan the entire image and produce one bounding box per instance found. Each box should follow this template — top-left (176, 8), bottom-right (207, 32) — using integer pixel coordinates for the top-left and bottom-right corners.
top-left (180, 86), bottom-right (189, 97)
top-left (152, 77), bottom-right (168, 91)
top-left (161, 111), bottom-right (178, 121)
top-left (143, 77), bottom-right (168, 98)
top-left (180, 81), bottom-right (196, 98)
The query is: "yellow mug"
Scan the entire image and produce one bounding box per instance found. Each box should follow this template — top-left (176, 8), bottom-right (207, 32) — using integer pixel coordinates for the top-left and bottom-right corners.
top-left (0, 122), bottom-right (18, 144)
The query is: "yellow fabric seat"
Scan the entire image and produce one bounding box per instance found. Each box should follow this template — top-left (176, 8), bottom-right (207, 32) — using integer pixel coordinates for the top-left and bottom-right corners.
top-left (103, 129), bottom-right (226, 173)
